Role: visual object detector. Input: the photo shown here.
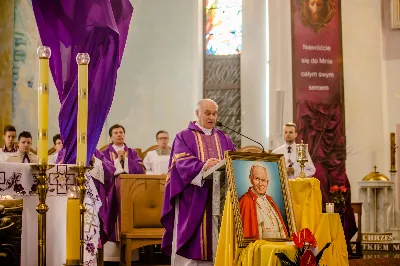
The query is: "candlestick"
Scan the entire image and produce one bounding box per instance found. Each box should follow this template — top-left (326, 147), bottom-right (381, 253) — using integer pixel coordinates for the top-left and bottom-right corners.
top-left (296, 140), bottom-right (308, 178)
top-left (75, 52), bottom-right (90, 266)
top-left (37, 46), bottom-right (51, 165)
top-left (390, 132), bottom-right (397, 173)
top-left (65, 186), bottom-right (80, 266)
top-left (76, 53), bottom-right (90, 167)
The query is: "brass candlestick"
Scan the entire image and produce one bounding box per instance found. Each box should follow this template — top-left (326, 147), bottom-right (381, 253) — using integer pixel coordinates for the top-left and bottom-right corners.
top-left (296, 140), bottom-right (308, 178)
top-left (31, 163), bottom-right (54, 266)
top-left (70, 165), bottom-right (92, 265)
top-left (390, 132), bottom-right (397, 173)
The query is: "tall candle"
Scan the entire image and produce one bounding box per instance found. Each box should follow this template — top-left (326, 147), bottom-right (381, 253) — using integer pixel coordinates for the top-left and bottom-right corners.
top-left (66, 186), bottom-right (80, 263)
top-left (76, 53), bottom-right (90, 167)
top-left (37, 46), bottom-right (51, 165)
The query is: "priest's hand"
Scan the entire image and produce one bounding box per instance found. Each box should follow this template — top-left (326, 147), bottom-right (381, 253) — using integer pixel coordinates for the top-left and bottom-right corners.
top-left (204, 158), bottom-right (220, 171)
top-left (117, 150), bottom-right (125, 160)
top-left (287, 167), bottom-right (294, 176)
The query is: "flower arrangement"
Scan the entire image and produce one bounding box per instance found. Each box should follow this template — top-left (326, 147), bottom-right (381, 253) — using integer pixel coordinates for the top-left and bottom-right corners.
top-left (329, 185), bottom-right (347, 210)
top-left (275, 228), bottom-right (330, 266)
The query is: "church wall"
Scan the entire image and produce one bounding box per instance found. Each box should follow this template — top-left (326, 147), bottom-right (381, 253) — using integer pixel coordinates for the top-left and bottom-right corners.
top-left (105, 0), bottom-right (203, 149)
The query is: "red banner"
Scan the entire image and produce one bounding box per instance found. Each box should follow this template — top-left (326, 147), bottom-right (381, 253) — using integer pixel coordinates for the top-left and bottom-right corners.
top-left (290, 0), bottom-right (356, 247)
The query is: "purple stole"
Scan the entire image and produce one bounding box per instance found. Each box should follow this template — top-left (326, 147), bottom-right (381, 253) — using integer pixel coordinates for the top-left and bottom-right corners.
top-left (161, 121), bottom-right (235, 260)
top-left (101, 144), bottom-right (145, 242)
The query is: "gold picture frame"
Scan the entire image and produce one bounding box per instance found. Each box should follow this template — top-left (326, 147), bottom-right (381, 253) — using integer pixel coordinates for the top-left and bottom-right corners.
top-left (392, 0), bottom-right (400, 29)
top-left (225, 151), bottom-right (297, 248)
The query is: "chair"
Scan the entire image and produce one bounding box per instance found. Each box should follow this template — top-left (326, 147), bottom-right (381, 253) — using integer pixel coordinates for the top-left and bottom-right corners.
top-left (48, 147), bottom-right (56, 155)
top-left (119, 174), bottom-right (165, 266)
top-left (350, 202), bottom-right (362, 257)
top-left (238, 145), bottom-right (263, 153)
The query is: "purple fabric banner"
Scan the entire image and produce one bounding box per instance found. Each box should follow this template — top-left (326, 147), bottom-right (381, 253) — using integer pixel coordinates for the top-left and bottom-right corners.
top-left (32, 0), bottom-right (133, 164)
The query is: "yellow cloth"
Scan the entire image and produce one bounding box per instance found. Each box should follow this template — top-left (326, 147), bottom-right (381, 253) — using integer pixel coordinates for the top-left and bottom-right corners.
top-left (315, 213), bottom-right (349, 266)
top-left (289, 178), bottom-right (322, 233)
top-left (215, 191), bottom-right (237, 266)
top-left (236, 240), bottom-right (296, 266)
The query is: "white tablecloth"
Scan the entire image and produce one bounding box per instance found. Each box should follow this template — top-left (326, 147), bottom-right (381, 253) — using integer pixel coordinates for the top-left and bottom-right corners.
top-left (0, 163), bottom-right (102, 266)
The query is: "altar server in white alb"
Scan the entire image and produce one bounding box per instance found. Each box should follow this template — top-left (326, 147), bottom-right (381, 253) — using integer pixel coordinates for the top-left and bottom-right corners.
top-left (143, 130), bottom-right (171, 174)
top-left (272, 122), bottom-right (316, 179)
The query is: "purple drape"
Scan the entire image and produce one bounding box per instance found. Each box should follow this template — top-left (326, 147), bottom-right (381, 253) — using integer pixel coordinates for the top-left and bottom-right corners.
top-left (32, 0), bottom-right (133, 164)
top-left (296, 101), bottom-right (357, 251)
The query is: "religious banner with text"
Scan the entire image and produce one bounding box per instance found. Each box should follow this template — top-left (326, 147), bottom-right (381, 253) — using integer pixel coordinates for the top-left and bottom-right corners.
top-left (290, 0), bottom-right (357, 249)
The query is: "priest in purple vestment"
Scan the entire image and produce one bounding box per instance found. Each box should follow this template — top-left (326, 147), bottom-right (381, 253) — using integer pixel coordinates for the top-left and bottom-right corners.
top-left (101, 124), bottom-right (145, 242)
top-left (161, 99), bottom-right (236, 265)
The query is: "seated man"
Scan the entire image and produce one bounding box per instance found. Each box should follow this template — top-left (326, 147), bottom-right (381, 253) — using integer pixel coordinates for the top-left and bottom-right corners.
top-left (49, 134), bottom-right (63, 164)
top-left (0, 125), bottom-right (17, 162)
top-left (143, 130), bottom-right (171, 174)
top-left (239, 164), bottom-right (288, 239)
top-left (272, 122), bottom-right (316, 179)
top-left (6, 131), bottom-right (38, 163)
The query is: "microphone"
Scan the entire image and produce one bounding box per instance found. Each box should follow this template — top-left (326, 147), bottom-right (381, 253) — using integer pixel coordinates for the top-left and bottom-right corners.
top-left (216, 121), bottom-right (265, 152)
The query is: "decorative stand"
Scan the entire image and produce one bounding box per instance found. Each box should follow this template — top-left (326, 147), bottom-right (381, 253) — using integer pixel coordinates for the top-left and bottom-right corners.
top-left (31, 164), bottom-right (54, 266)
top-left (296, 140), bottom-right (308, 178)
top-left (69, 166), bottom-right (92, 265)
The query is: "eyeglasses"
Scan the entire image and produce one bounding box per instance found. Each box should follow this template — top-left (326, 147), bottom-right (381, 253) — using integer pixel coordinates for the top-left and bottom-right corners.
top-left (157, 137), bottom-right (169, 140)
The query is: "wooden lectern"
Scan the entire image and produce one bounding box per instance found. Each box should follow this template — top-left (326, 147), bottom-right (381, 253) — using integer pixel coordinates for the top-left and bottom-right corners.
top-left (119, 174), bottom-right (166, 265)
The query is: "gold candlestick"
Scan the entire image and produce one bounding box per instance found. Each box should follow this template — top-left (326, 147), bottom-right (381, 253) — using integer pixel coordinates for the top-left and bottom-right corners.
top-left (65, 186), bottom-right (80, 266)
top-left (296, 140), bottom-right (308, 178)
top-left (75, 52), bottom-right (90, 265)
top-left (390, 132), bottom-right (397, 173)
top-left (32, 45), bottom-right (53, 266)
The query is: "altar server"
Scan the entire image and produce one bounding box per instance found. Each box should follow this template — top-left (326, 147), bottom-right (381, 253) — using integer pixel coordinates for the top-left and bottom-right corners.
top-left (143, 130), bottom-right (171, 174)
top-left (272, 122), bottom-right (315, 179)
top-left (6, 131), bottom-right (37, 163)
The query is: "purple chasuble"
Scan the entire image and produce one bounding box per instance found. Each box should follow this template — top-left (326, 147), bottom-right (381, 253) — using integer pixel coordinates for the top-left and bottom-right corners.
top-left (101, 144), bottom-right (145, 241)
top-left (161, 121), bottom-right (235, 261)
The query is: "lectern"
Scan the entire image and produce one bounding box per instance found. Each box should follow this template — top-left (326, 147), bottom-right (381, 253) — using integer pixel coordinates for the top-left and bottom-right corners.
top-left (203, 159), bottom-right (227, 260)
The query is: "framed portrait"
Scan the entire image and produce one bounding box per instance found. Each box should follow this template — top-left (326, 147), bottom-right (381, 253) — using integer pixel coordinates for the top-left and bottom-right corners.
top-left (392, 0), bottom-right (400, 29)
top-left (225, 151), bottom-right (297, 247)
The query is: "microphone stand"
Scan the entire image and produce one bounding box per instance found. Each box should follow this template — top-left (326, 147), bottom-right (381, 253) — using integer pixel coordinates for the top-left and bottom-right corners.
top-left (217, 122), bottom-right (265, 152)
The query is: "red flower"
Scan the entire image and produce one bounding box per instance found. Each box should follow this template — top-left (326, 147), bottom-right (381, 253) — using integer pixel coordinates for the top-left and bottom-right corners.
top-left (292, 232), bottom-right (304, 249)
top-left (300, 250), bottom-right (317, 266)
top-left (292, 228), bottom-right (317, 249)
top-left (329, 185), bottom-right (339, 193)
top-left (299, 228), bottom-right (317, 248)
top-left (339, 185), bottom-right (347, 193)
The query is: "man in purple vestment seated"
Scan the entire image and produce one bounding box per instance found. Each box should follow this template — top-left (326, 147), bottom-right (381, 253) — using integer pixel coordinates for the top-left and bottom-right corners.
top-left (101, 124), bottom-right (145, 243)
top-left (161, 99), bottom-right (236, 265)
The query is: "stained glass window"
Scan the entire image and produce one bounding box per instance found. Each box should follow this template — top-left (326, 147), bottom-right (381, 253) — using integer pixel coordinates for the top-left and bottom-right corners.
top-left (205, 0), bottom-right (242, 55)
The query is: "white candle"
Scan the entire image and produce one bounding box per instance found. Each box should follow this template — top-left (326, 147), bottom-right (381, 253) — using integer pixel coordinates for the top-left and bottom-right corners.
top-left (326, 203), bottom-right (334, 213)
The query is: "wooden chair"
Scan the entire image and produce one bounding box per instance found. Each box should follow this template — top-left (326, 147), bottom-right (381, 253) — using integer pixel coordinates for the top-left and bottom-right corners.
top-left (119, 174), bottom-right (165, 265)
top-left (350, 202), bottom-right (362, 257)
top-left (238, 145), bottom-right (263, 153)
top-left (48, 147), bottom-right (56, 155)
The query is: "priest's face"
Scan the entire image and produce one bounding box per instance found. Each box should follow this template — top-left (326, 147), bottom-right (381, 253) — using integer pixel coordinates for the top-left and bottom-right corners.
top-left (111, 127), bottom-right (125, 145)
top-left (156, 132), bottom-right (169, 149)
top-left (196, 101), bottom-right (218, 129)
top-left (18, 137), bottom-right (32, 154)
top-left (3, 130), bottom-right (16, 148)
top-left (250, 166), bottom-right (268, 195)
top-left (284, 126), bottom-right (297, 144)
